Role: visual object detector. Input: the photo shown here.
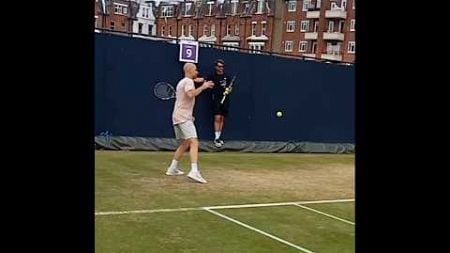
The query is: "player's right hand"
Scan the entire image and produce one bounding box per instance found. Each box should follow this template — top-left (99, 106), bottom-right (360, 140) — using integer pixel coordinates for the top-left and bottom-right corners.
top-left (202, 81), bottom-right (214, 89)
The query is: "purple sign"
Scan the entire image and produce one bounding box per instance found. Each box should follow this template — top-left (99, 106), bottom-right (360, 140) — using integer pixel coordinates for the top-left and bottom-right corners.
top-left (179, 41), bottom-right (199, 63)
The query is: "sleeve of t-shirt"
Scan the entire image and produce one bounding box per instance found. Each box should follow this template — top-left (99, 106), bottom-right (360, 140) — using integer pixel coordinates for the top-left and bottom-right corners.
top-left (184, 79), bottom-right (195, 93)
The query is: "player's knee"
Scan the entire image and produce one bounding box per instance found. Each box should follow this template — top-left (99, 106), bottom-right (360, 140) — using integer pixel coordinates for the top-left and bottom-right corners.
top-left (189, 138), bottom-right (199, 146)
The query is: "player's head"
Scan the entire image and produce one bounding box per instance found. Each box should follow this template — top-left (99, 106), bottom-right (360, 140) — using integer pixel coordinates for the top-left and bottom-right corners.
top-left (215, 59), bottom-right (225, 75)
top-left (183, 63), bottom-right (198, 79)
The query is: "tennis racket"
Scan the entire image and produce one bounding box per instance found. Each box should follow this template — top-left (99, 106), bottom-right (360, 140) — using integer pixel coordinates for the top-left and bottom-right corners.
top-left (154, 82), bottom-right (176, 100)
top-left (220, 75), bottom-right (237, 104)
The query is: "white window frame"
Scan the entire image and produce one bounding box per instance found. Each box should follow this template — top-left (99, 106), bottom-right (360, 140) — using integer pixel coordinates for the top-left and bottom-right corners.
top-left (168, 25), bottom-right (173, 36)
top-left (161, 25), bottom-right (165, 36)
top-left (226, 24), bottom-right (232, 36)
top-left (286, 21), bottom-right (295, 32)
top-left (249, 42), bottom-right (265, 53)
top-left (350, 19), bottom-right (355, 31)
top-left (251, 21), bottom-right (257, 36)
top-left (353, 0), bottom-right (355, 9)
top-left (162, 6), bottom-right (174, 17)
top-left (328, 20), bottom-right (334, 32)
top-left (181, 25), bottom-right (186, 36)
top-left (207, 2), bottom-right (214, 16)
top-left (211, 24), bottom-right (216, 36)
top-left (189, 25), bottom-right (193, 36)
top-left (256, 0), bottom-right (265, 14)
top-left (348, 41), bottom-right (355, 54)
top-left (313, 20), bottom-right (319, 32)
top-left (185, 2), bottom-right (192, 16)
top-left (300, 20), bottom-right (309, 32)
top-left (231, 0), bottom-right (239, 15)
top-left (138, 23), bottom-right (143, 34)
top-left (303, 0), bottom-right (311, 11)
top-left (223, 42), bottom-right (240, 51)
top-left (288, 1), bottom-right (297, 12)
top-left (261, 21), bottom-right (267, 35)
top-left (338, 20), bottom-right (345, 33)
top-left (342, 0), bottom-right (347, 9)
top-left (148, 24), bottom-right (153, 35)
top-left (203, 24), bottom-right (209, 36)
top-left (235, 24), bottom-right (240, 36)
top-left (284, 41), bottom-right (294, 52)
top-left (114, 3), bottom-right (128, 15)
top-left (299, 41), bottom-right (308, 52)
top-left (316, 0), bottom-right (322, 8)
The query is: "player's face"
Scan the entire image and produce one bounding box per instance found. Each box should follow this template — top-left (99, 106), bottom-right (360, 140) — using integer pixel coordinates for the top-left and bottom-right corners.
top-left (215, 63), bottom-right (224, 75)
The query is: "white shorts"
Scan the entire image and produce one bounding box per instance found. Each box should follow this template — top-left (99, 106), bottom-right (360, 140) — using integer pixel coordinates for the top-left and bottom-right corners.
top-left (173, 120), bottom-right (197, 140)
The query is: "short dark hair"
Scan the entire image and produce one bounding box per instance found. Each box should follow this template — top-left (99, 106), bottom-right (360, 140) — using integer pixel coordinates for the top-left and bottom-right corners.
top-left (215, 59), bottom-right (225, 66)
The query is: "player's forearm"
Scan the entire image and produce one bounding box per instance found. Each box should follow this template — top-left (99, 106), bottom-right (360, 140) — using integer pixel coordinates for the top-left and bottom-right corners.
top-left (187, 87), bottom-right (206, 98)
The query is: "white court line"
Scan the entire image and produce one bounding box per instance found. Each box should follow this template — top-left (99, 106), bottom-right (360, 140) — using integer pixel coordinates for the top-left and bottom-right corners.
top-left (295, 204), bottom-right (355, 225)
top-left (95, 198), bottom-right (355, 216)
top-left (204, 208), bottom-right (316, 253)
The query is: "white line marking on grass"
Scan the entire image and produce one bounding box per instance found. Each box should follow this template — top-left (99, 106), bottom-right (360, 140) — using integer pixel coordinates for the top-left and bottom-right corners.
top-left (295, 204), bottom-right (355, 225)
top-left (95, 198), bottom-right (355, 216)
top-left (204, 208), bottom-right (316, 253)
top-left (95, 207), bottom-right (201, 216)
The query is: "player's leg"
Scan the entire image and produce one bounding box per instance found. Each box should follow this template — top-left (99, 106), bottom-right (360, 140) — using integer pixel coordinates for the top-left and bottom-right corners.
top-left (166, 125), bottom-right (190, 176)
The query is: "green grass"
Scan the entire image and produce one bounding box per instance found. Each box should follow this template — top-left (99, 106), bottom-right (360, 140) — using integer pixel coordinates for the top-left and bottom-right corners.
top-left (96, 151), bottom-right (354, 253)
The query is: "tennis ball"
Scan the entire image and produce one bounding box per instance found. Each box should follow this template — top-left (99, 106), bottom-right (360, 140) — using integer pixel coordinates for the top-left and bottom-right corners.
top-left (276, 111), bottom-right (283, 117)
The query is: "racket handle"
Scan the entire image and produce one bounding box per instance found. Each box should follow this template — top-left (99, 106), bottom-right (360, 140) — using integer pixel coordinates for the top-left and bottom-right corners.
top-left (220, 94), bottom-right (226, 104)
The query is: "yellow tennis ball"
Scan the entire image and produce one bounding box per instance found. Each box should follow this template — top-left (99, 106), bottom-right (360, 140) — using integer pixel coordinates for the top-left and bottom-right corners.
top-left (276, 111), bottom-right (283, 117)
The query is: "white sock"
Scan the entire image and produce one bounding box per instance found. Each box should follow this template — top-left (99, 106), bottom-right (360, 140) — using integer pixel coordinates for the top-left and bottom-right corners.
top-left (215, 131), bottom-right (221, 140)
top-left (191, 163), bottom-right (198, 173)
top-left (169, 159), bottom-right (178, 170)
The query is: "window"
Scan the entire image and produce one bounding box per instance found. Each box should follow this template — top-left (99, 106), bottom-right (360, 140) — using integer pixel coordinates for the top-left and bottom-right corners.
top-left (285, 41), bottom-right (294, 52)
top-left (114, 3), bottom-right (128, 15)
top-left (138, 23), bottom-right (143, 34)
top-left (235, 24), bottom-right (240, 36)
top-left (189, 25), bottom-right (193, 36)
top-left (110, 21), bottom-right (115, 30)
top-left (161, 25), bottom-right (165, 36)
top-left (169, 25), bottom-right (173, 36)
top-left (223, 42), bottom-right (239, 51)
top-left (338, 20), bottom-right (344, 32)
top-left (207, 1), bottom-right (214, 16)
top-left (227, 24), bottom-right (232, 36)
top-left (231, 0), bottom-right (238, 15)
top-left (122, 22), bottom-right (126, 27)
top-left (162, 6), bottom-right (174, 17)
top-left (261, 21), bottom-right (267, 35)
top-left (257, 0), bottom-right (265, 13)
top-left (342, 0), bottom-right (347, 9)
top-left (316, 0), bottom-right (322, 8)
top-left (211, 24), bottom-right (216, 36)
top-left (287, 21), bottom-right (295, 32)
top-left (288, 1), bottom-right (297, 12)
top-left (181, 25), bottom-right (186, 36)
top-left (249, 42), bottom-right (265, 53)
top-left (350, 19), bottom-right (355, 31)
top-left (353, 0), bottom-right (355, 9)
top-left (149, 25), bottom-right (153, 35)
top-left (299, 41), bottom-right (308, 52)
top-left (314, 21), bottom-right (319, 32)
top-left (203, 25), bottom-right (209, 36)
top-left (327, 42), bottom-right (341, 54)
top-left (251, 22), bottom-right (257, 36)
top-left (185, 3), bottom-right (192, 16)
top-left (300, 20), bottom-right (309, 32)
top-left (348, 41), bottom-right (355, 53)
top-left (312, 42), bottom-right (317, 53)
top-left (328, 20), bottom-right (334, 32)
top-left (303, 0), bottom-right (311, 11)
top-left (94, 16), bottom-right (98, 28)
